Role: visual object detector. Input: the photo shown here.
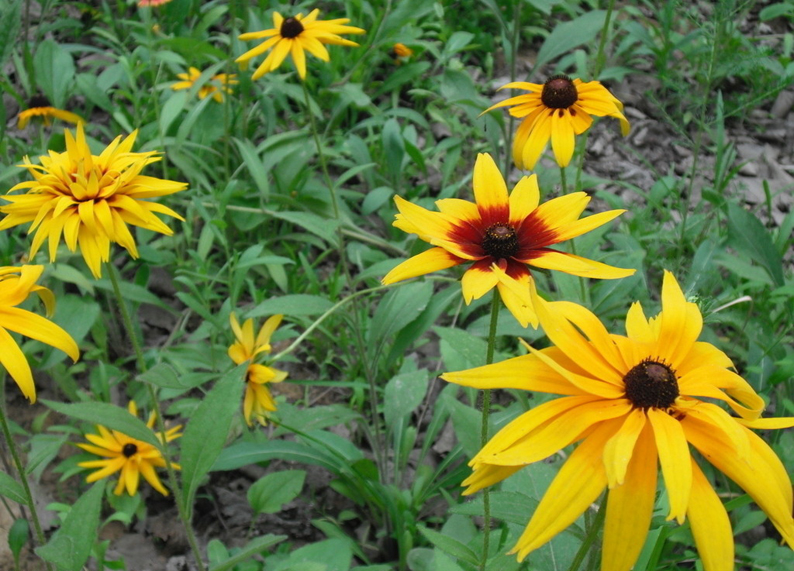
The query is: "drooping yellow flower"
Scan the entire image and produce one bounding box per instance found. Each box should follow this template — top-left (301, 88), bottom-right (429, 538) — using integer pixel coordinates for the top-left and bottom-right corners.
top-left (17, 95), bottom-right (84, 130)
top-left (390, 43), bottom-right (413, 64)
top-left (442, 271), bottom-right (794, 570)
top-left (0, 265), bottom-right (79, 403)
top-left (77, 401), bottom-right (182, 496)
top-left (236, 9), bottom-right (365, 80)
top-left (0, 124), bottom-right (187, 278)
top-left (229, 313), bottom-right (287, 426)
top-left (171, 67), bottom-right (239, 103)
top-left (485, 75), bottom-right (630, 170)
top-left (381, 153), bottom-right (633, 327)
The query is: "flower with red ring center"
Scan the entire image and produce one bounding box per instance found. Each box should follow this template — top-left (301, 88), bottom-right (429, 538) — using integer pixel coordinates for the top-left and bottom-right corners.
top-left (382, 153), bottom-right (635, 327)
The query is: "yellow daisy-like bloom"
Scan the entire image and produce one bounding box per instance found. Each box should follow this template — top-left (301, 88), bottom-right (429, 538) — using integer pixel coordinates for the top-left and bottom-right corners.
top-left (0, 265), bottom-right (79, 403)
top-left (442, 271), bottom-right (794, 570)
top-left (77, 401), bottom-right (182, 496)
top-left (0, 123), bottom-right (187, 279)
top-left (229, 313), bottom-right (288, 426)
top-left (485, 75), bottom-right (630, 170)
top-left (381, 153), bottom-right (633, 327)
top-left (171, 67), bottom-right (239, 103)
top-left (236, 9), bottom-right (365, 80)
top-left (17, 95), bottom-right (84, 130)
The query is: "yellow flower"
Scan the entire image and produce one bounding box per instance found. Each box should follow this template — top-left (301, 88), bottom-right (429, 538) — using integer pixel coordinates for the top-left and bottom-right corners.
top-left (138, 0), bottom-right (172, 6)
top-left (485, 75), bottom-right (630, 170)
top-left (0, 265), bottom-right (79, 403)
top-left (390, 43), bottom-right (413, 64)
top-left (442, 271), bottom-right (794, 569)
top-left (236, 9), bottom-right (365, 80)
top-left (229, 313), bottom-right (287, 426)
top-left (17, 95), bottom-right (84, 130)
top-left (171, 67), bottom-right (239, 103)
top-left (77, 401), bottom-right (182, 496)
top-left (381, 153), bottom-right (633, 327)
top-left (0, 124), bottom-right (187, 278)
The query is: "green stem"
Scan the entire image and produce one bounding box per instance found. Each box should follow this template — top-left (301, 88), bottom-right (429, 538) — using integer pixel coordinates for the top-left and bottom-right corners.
top-left (0, 390), bottom-right (53, 571)
top-left (302, 80), bottom-right (342, 223)
top-left (479, 292), bottom-right (501, 570)
top-left (592, 0), bottom-right (617, 80)
top-left (565, 492), bottom-right (607, 571)
top-left (106, 263), bottom-right (207, 571)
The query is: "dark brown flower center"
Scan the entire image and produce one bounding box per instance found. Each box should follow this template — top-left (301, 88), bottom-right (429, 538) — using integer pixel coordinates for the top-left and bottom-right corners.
top-left (280, 17), bottom-right (304, 38)
top-left (122, 443), bottom-right (138, 458)
top-left (28, 94), bottom-right (51, 108)
top-left (482, 223), bottom-right (519, 260)
top-left (624, 359), bottom-right (679, 409)
top-left (541, 75), bottom-right (578, 109)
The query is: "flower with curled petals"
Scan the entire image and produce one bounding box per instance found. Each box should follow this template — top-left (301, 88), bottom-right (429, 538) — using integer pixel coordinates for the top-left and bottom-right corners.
top-left (229, 313), bottom-right (288, 426)
top-left (381, 153), bottom-right (633, 327)
top-left (77, 401), bottom-right (182, 496)
top-left (0, 124), bottom-right (187, 278)
top-left (171, 67), bottom-right (238, 103)
top-left (0, 265), bottom-right (79, 403)
top-left (485, 75), bottom-right (630, 170)
top-left (236, 9), bottom-right (365, 81)
top-left (442, 271), bottom-right (794, 570)
top-left (17, 95), bottom-right (84, 130)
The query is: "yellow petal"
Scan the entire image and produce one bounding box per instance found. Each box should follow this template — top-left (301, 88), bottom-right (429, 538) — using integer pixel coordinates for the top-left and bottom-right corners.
top-left (647, 408), bottom-right (691, 523)
top-left (0, 326), bottom-right (36, 402)
top-left (655, 270), bottom-right (702, 365)
top-left (472, 153), bottom-right (509, 223)
top-left (0, 307), bottom-right (80, 362)
top-left (381, 247), bottom-right (462, 285)
top-left (460, 261), bottom-right (499, 303)
top-left (508, 174), bottom-right (540, 227)
top-left (510, 419), bottom-right (618, 560)
top-left (529, 250), bottom-right (635, 279)
top-left (687, 459), bottom-right (734, 571)
top-left (603, 408), bottom-right (647, 488)
top-left (550, 110), bottom-right (576, 168)
top-left (462, 463), bottom-right (523, 495)
top-left (602, 426), bottom-right (657, 571)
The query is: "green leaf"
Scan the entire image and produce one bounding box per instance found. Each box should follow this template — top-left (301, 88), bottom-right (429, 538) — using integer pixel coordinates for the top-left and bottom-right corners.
top-left (382, 118), bottom-right (405, 183)
top-left (269, 211), bottom-right (340, 244)
top-left (417, 526), bottom-right (480, 568)
top-left (42, 400), bottom-right (160, 448)
top-left (0, 0), bottom-right (22, 70)
top-left (180, 365), bottom-right (246, 513)
top-left (247, 470), bottom-right (306, 515)
top-left (208, 535), bottom-right (287, 571)
top-left (384, 370), bottom-right (429, 426)
top-left (435, 326), bottom-right (488, 371)
top-left (212, 441), bottom-right (342, 474)
top-left (369, 281), bottom-right (434, 348)
top-left (0, 471), bottom-right (26, 504)
top-left (248, 294), bottom-right (334, 317)
top-left (138, 362), bottom-right (209, 391)
top-left (233, 138), bottom-right (270, 201)
top-left (33, 39), bottom-right (75, 108)
top-left (726, 202), bottom-right (784, 287)
top-left (35, 483), bottom-right (103, 570)
top-left (8, 518), bottom-right (29, 567)
top-left (93, 278), bottom-right (173, 311)
top-left (535, 11), bottom-right (606, 72)
top-left (449, 491), bottom-right (538, 525)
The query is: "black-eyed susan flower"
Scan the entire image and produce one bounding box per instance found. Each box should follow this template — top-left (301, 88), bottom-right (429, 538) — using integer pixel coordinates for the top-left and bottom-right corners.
top-left (171, 67), bottom-right (238, 103)
top-left (17, 95), bottom-right (84, 130)
top-left (485, 75), bottom-right (630, 170)
top-left (442, 271), bottom-right (794, 569)
top-left (77, 401), bottom-right (182, 496)
top-left (381, 153), bottom-right (633, 327)
top-left (0, 124), bottom-right (187, 279)
top-left (0, 265), bottom-right (79, 403)
top-left (236, 9), bottom-right (365, 80)
top-left (229, 313), bottom-right (287, 426)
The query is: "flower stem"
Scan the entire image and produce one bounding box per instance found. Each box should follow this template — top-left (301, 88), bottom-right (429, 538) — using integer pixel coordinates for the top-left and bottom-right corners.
top-left (479, 291), bottom-right (500, 570)
top-left (566, 492), bottom-right (607, 571)
top-left (0, 391), bottom-right (53, 571)
top-left (106, 263), bottom-right (207, 571)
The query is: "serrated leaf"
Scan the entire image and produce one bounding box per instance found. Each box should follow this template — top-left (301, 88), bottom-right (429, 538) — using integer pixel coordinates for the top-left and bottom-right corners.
top-left (35, 483), bottom-right (103, 570)
top-left (247, 470), bottom-right (306, 515)
top-left (0, 471), bottom-right (26, 504)
top-left (42, 400), bottom-right (161, 448)
top-left (180, 365), bottom-right (246, 514)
